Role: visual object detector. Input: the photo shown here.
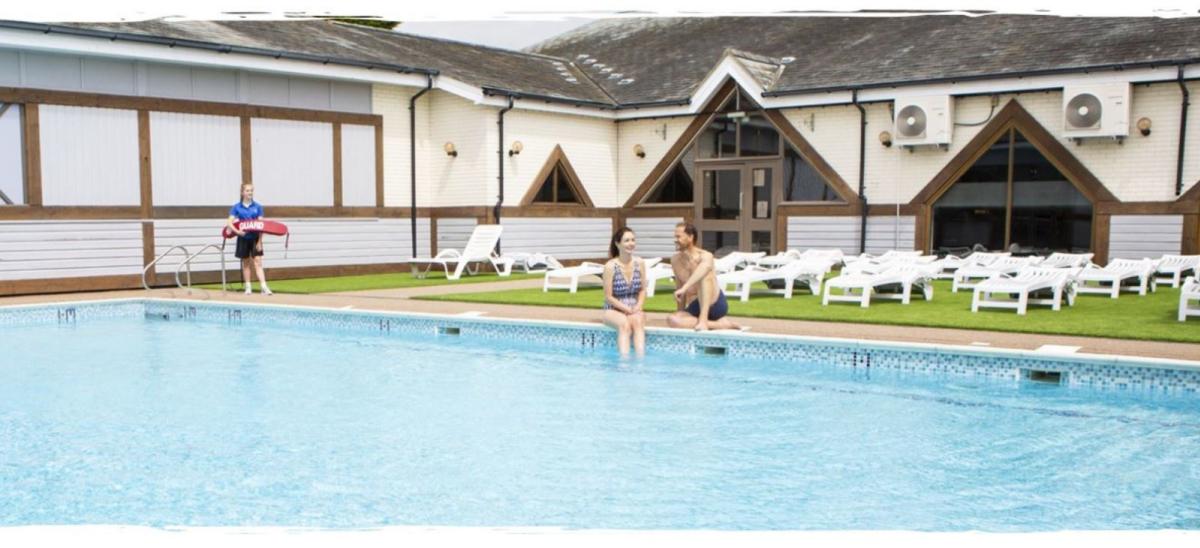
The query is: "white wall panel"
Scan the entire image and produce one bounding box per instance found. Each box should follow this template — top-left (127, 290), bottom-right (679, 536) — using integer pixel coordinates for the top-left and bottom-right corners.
top-left (500, 217), bottom-right (611, 260)
top-left (0, 104), bottom-right (23, 205)
top-left (625, 217), bottom-right (683, 259)
top-left (864, 216), bottom-right (916, 255)
top-left (1108, 215), bottom-right (1183, 260)
top-left (151, 112), bottom-right (243, 206)
top-left (251, 118), bottom-right (334, 206)
top-left (340, 124), bottom-right (377, 207)
top-left (436, 218), bottom-right (477, 253)
top-left (0, 220), bottom-right (144, 280)
top-left (39, 105), bottom-right (140, 206)
top-left (152, 218), bottom-right (428, 273)
top-left (787, 216), bottom-right (862, 254)
top-left (786, 215), bottom-right (915, 255)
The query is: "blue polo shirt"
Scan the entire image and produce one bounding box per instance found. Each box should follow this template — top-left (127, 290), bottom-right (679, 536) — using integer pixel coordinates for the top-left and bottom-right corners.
top-left (230, 200), bottom-right (263, 221)
top-left (230, 201), bottom-right (263, 240)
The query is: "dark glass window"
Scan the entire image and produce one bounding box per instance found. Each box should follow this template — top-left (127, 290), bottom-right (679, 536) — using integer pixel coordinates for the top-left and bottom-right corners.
top-left (739, 112), bottom-right (779, 157)
top-left (645, 146), bottom-right (695, 203)
top-left (931, 129), bottom-right (1091, 254)
top-left (531, 163), bottom-right (582, 205)
top-left (1009, 131), bottom-right (1091, 254)
top-left (782, 145), bottom-right (842, 202)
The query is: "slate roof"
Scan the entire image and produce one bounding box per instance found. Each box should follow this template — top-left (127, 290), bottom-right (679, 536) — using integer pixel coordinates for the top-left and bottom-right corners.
top-left (50, 19), bottom-right (616, 105)
top-left (531, 15), bottom-right (1200, 104)
top-left (11, 15), bottom-right (1200, 109)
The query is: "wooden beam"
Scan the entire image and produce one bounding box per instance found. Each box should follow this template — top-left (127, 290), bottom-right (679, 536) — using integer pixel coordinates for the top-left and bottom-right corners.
top-left (240, 116), bottom-right (252, 185)
top-left (0, 86), bottom-right (381, 125)
top-left (138, 110), bottom-right (153, 218)
top-left (332, 122), bottom-right (343, 208)
top-left (22, 103), bottom-right (41, 206)
top-left (375, 124), bottom-right (385, 208)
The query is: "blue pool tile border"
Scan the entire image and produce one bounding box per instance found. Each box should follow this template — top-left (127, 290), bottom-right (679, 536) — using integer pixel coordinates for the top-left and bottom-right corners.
top-left (5, 298), bottom-right (1200, 394)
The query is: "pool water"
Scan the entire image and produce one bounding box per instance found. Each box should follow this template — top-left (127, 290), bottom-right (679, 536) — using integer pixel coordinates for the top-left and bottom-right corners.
top-left (1, 315), bottom-right (1199, 530)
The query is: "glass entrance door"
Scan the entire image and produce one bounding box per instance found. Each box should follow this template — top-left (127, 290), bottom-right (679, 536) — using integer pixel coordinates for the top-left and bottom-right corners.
top-left (697, 162), bottom-right (778, 255)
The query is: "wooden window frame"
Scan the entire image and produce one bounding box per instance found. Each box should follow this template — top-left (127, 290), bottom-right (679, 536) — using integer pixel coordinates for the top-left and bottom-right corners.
top-left (519, 144), bottom-right (595, 208)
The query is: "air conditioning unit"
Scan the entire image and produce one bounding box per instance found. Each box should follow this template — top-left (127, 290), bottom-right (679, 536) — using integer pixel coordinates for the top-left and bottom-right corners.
top-left (893, 95), bottom-right (953, 149)
top-left (1062, 82), bottom-right (1131, 142)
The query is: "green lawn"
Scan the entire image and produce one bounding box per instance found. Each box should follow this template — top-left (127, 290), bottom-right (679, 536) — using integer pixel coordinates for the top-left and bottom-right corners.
top-left (417, 279), bottom-right (1200, 344)
top-left (200, 271), bottom-right (539, 295)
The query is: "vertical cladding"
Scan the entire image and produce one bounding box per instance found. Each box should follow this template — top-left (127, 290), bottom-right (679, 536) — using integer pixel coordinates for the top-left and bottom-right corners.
top-left (250, 118), bottom-right (334, 206)
top-left (505, 109), bottom-right (618, 206)
top-left (39, 105), bottom-right (141, 206)
top-left (616, 117), bottom-right (693, 204)
top-left (340, 123), bottom-right (378, 207)
top-left (150, 112), bottom-right (242, 207)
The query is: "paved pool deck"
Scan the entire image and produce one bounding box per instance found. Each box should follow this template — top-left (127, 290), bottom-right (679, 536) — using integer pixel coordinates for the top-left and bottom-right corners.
top-left (3, 276), bottom-right (1198, 362)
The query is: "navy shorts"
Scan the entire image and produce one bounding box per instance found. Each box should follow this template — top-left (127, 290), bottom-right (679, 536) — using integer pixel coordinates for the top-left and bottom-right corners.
top-left (234, 234), bottom-right (263, 259)
top-left (685, 290), bottom-right (729, 321)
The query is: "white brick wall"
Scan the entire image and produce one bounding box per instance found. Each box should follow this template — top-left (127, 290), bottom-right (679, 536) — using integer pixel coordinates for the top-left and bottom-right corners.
top-left (427, 91), bottom-right (495, 208)
top-left (616, 117), bottom-right (693, 205)
top-left (505, 109), bottom-right (619, 206)
top-left (781, 82), bottom-right (1200, 205)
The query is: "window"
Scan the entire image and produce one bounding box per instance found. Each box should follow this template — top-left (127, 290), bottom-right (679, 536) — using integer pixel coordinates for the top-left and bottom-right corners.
top-left (697, 92), bottom-right (780, 159)
top-left (644, 146), bottom-right (696, 204)
top-left (0, 103), bottom-right (25, 205)
top-left (524, 146), bottom-right (593, 207)
top-left (931, 128), bottom-right (1091, 254)
top-left (782, 144), bottom-right (842, 202)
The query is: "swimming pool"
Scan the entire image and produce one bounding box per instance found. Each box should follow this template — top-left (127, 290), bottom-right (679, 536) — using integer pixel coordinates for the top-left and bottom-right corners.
top-left (2, 299), bottom-right (1199, 530)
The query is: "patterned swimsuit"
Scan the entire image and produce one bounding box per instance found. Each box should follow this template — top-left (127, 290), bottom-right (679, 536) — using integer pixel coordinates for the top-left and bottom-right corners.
top-left (603, 261), bottom-right (643, 311)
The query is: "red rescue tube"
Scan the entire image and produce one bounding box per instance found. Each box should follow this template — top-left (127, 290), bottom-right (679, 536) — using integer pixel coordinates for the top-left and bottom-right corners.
top-left (222, 219), bottom-right (289, 239)
top-left (222, 219), bottom-right (290, 257)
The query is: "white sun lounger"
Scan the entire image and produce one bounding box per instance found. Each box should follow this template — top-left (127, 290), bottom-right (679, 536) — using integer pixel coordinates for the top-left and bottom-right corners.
top-left (842, 253), bottom-right (933, 276)
top-left (544, 257), bottom-right (662, 294)
top-left (1036, 252), bottom-right (1094, 269)
top-left (719, 257), bottom-right (837, 302)
top-left (932, 251), bottom-right (1011, 280)
top-left (408, 224), bottom-right (513, 280)
top-left (842, 249), bottom-right (922, 269)
top-left (1180, 277), bottom-right (1200, 322)
top-left (1075, 258), bottom-right (1158, 298)
top-left (952, 256), bottom-right (1040, 292)
top-left (644, 257), bottom-right (674, 297)
top-left (505, 252), bottom-right (563, 273)
top-left (971, 267), bottom-right (1078, 315)
top-left (1156, 254), bottom-right (1200, 288)
top-left (714, 251), bottom-right (767, 274)
top-left (822, 263), bottom-right (939, 308)
top-left (543, 261), bottom-right (606, 293)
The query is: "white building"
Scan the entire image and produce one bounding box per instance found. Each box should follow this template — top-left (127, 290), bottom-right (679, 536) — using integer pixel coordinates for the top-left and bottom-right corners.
top-left (0, 15), bottom-right (1198, 295)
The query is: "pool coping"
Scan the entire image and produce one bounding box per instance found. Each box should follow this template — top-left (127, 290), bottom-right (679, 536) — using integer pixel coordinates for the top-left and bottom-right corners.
top-left (7, 296), bottom-right (1200, 374)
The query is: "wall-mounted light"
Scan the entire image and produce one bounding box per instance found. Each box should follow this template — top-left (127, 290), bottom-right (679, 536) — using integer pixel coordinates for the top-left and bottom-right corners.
top-left (879, 131), bottom-right (893, 148)
top-left (633, 144), bottom-right (646, 158)
top-left (508, 140), bottom-right (524, 156)
top-left (1137, 117), bottom-right (1152, 137)
top-left (443, 142), bottom-right (457, 157)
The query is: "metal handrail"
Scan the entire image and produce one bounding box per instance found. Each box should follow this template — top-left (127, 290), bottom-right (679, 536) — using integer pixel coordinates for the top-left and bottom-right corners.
top-left (141, 245), bottom-right (190, 290)
top-left (175, 244), bottom-right (227, 292)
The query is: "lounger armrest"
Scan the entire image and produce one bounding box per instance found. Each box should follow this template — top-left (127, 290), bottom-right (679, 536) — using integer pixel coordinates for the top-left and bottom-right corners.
top-left (434, 249), bottom-right (462, 260)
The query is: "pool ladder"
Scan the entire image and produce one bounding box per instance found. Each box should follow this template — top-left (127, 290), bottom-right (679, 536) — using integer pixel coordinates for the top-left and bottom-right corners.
top-left (141, 244), bottom-right (228, 292)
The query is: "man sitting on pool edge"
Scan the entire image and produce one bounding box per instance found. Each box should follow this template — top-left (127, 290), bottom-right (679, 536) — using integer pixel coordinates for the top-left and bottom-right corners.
top-left (668, 222), bottom-right (742, 332)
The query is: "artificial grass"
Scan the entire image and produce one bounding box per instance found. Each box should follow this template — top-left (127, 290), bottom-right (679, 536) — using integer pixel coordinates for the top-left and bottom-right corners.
top-left (200, 271), bottom-right (539, 295)
top-left (417, 279), bottom-right (1200, 344)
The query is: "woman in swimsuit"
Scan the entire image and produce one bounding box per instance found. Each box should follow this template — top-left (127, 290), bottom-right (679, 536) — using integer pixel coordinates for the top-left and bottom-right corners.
top-left (602, 227), bottom-right (647, 357)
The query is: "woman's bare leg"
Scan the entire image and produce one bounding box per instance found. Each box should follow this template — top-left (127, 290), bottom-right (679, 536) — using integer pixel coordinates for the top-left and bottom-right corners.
top-left (629, 312), bottom-right (646, 357)
top-left (252, 255), bottom-right (269, 292)
top-left (241, 259), bottom-right (253, 292)
top-left (603, 309), bottom-right (632, 356)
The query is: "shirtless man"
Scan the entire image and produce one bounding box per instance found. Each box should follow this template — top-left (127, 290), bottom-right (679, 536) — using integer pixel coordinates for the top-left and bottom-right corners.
top-left (668, 222), bottom-right (741, 331)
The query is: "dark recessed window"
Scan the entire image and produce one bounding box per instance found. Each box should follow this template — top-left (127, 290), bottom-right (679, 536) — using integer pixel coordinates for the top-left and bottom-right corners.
top-left (532, 163), bottom-right (584, 205)
top-left (782, 145), bottom-right (842, 202)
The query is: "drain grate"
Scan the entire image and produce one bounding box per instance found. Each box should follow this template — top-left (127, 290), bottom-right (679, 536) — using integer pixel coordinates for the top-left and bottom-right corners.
top-left (1023, 369), bottom-right (1065, 384)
